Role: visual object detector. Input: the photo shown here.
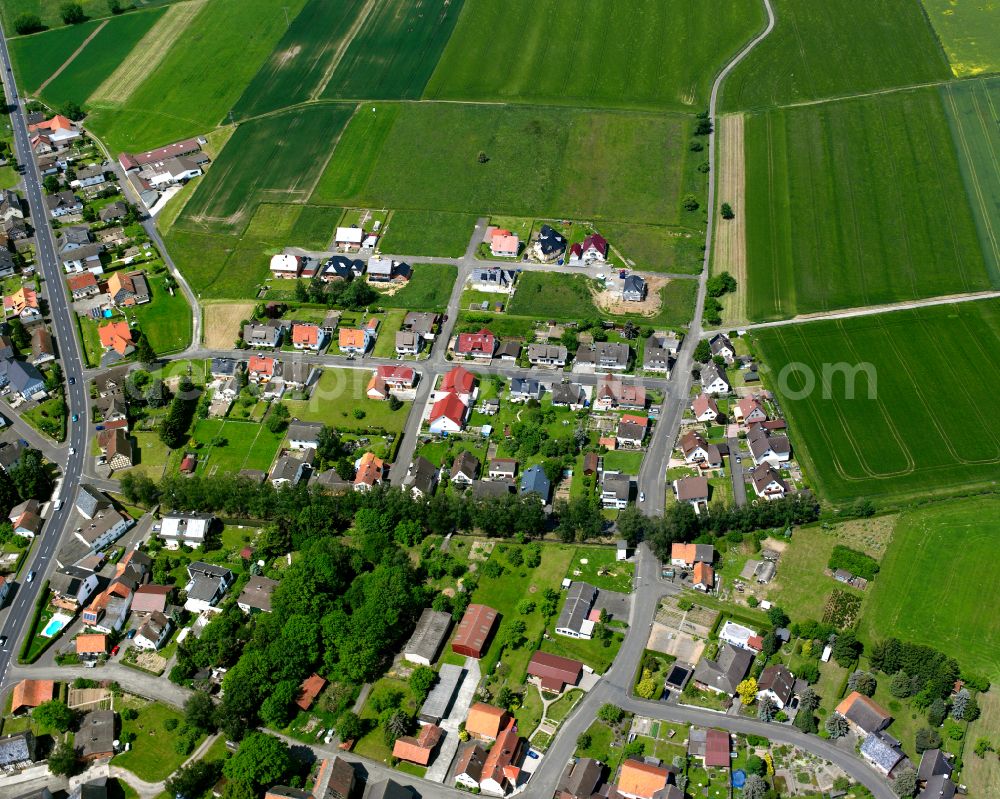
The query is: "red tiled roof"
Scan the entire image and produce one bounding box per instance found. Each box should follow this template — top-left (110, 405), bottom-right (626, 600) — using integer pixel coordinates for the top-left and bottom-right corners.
top-left (430, 392), bottom-right (467, 426)
top-left (296, 673), bottom-right (327, 710)
top-left (705, 729), bottom-right (731, 768)
top-left (441, 366), bottom-right (475, 394)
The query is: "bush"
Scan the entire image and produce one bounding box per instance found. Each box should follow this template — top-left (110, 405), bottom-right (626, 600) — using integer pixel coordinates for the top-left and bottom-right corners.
top-left (13, 13), bottom-right (44, 34)
top-left (827, 545), bottom-right (879, 580)
top-left (60, 2), bottom-right (86, 23)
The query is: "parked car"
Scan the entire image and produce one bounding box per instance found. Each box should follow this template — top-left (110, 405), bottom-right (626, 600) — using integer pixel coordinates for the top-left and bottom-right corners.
top-left (126, 629), bottom-right (136, 639)
top-left (111, 644), bottom-right (120, 656)
top-left (0, 635), bottom-right (7, 647)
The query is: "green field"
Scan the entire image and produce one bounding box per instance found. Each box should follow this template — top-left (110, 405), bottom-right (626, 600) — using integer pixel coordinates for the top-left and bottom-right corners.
top-left (131, 281), bottom-right (192, 354)
top-left (941, 77), bottom-right (1000, 286)
top-left (754, 301), bottom-right (1000, 505)
top-left (177, 104), bottom-right (353, 234)
top-left (425, 0), bottom-right (765, 111)
top-left (9, 19), bottom-right (101, 93)
top-left (182, 418), bottom-right (284, 476)
top-left (112, 701), bottom-right (200, 782)
top-left (85, 0), bottom-right (309, 153)
top-left (744, 89), bottom-right (992, 321)
top-left (319, 0), bottom-right (465, 101)
top-left (721, 0), bottom-right (950, 111)
top-left (161, 228), bottom-right (237, 298)
top-left (922, 0), bottom-right (1000, 77)
top-left (231, 0), bottom-right (365, 119)
top-left (20, 9), bottom-right (166, 108)
top-left (379, 210), bottom-right (475, 257)
top-left (375, 264), bottom-right (458, 311)
top-left (312, 102), bottom-right (702, 227)
top-left (600, 224), bottom-right (704, 274)
top-left (1, 0), bottom-right (161, 30)
top-left (283, 368), bottom-right (410, 434)
top-left (860, 498), bottom-right (1000, 681)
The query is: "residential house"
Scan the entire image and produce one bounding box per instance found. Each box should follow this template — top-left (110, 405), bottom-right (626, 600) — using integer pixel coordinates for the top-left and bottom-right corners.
top-left (692, 562), bottom-right (715, 591)
top-left (131, 584), bottom-right (171, 617)
top-left (509, 377), bottom-right (541, 402)
top-left (10, 680), bottom-right (55, 715)
top-left (236, 575), bottom-right (279, 614)
top-left (567, 233), bottom-right (608, 266)
top-left (861, 732), bottom-right (905, 776)
top-left (0, 731), bottom-right (35, 771)
top-left (99, 202), bottom-right (128, 223)
top-left (691, 393), bottom-right (719, 422)
top-left (622, 274), bottom-right (647, 302)
top-left (403, 608), bottom-right (452, 666)
top-left (59, 224), bottom-right (91, 252)
top-left (46, 191), bottom-right (82, 218)
top-left (9, 499), bottom-right (42, 538)
top-left (296, 674), bottom-right (327, 712)
top-left (278, 360), bottom-right (317, 393)
top-left (366, 256), bottom-right (394, 282)
top-left (470, 268), bottom-right (516, 293)
top-left (403, 456), bottom-right (438, 499)
top-left (353, 451), bottom-right (384, 492)
top-left (78, 710), bottom-right (115, 761)
top-left (478, 718), bottom-right (522, 795)
top-left (363, 781), bottom-right (413, 799)
top-left (338, 327), bottom-right (371, 355)
top-left (576, 342), bottom-right (630, 372)
top-left (76, 634), bottom-right (108, 659)
top-left (107, 270), bottom-right (150, 307)
top-left (700, 361), bottom-right (732, 395)
top-left (733, 396), bottom-right (767, 425)
top-left (366, 365), bottom-right (417, 400)
top-left (673, 476), bottom-right (709, 514)
top-left (555, 582), bottom-right (597, 639)
top-left (70, 164), bottom-right (108, 189)
top-left (269, 449), bottom-right (314, 487)
top-left (29, 114), bottom-right (81, 146)
top-left (3, 287), bottom-right (40, 322)
top-left (693, 642), bottom-right (753, 695)
top-left (616, 415), bottom-right (648, 447)
top-left (159, 513), bottom-right (213, 548)
top-left (748, 424), bottom-right (791, 467)
top-left (710, 333), bottom-right (736, 364)
top-left (269, 253), bottom-right (302, 280)
top-left (248, 355), bottom-right (277, 383)
top-left (97, 428), bottom-right (133, 470)
top-left (0, 190), bottom-right (22, 223)
top-left (487, 227), bottom-right (519, 258)
top-left (288, 420), bottom-right (323, 450)
top-left (643, 333), bottom-right (674, 374)
top-left (455, 743), bottom-right (488, 791)
top-left (312, 757), bottom-right (355, 799)
top-left (243, 321), bottom-right (283, 349)
top-left (395, 330), bottom-right (421, 356)
top-left (757, 664), bottom-right (796, 709)
top-left (452, 605), bottom-right (499, 659)
top-left (2, 216), bottom-right (27, 242)
top-left (670, 543), bottom-right (715, 567)
top-left (519, 464), bottom-right (551, 503)
top-left (133, 611), bottom-right (172, 651)
top-left (0, 250), bottom-right (14, 279)
top-left (526, 651), bottom-right (582, 692)
top-left (6, 360), bottom-right (46, 401)
top-left (429, 391), bottom-right (469, 434)
top-left (455, 328), bottom-right (497, 359)
top-left (702, 729), bottom-right (731, 769)
top-left (835, 692), bottom-right (893, 737)
top-left (334, 226), bottom-right (364, 252)
top-left (555, 758), bottom-right (605, 799)
top-left (750, 463), bottom-right (788, 501)
top-left (600, 472), bottom-right (631, 510)
top-left (67, 272), bottom-right (99, 299)
top-left (678, 431), bottom-right (722, 468)
top-left (488, 458), bottom-right (517, 481)
top-left (451, 451), bottom-right (480, 485)
top-left (917, 750), bottom-right (955, 799)
top-left (533, 224), bottom-right (566, 262)
top-left (593, 374), bottom-right (645, 410)
top-left (392, 724), bottom-right (443, 766)
top-left (50, 566), bottom-right (99, 610)
top-left (402, 311), bottom-right (439, 340)
top-left (74, 508), bottom-right (132, 552)
top-left (97, 321), bottom-right (134, 358)
top-left (526, 343), bottom-right (567, 368)
top-left (320, 256), bottom-right (364, 281)
top-left (551, 382), bottom-right (585, 409)
top-left (60, 243), bottom-right (104, 274)
top-left (145, 156), bottom-right (202, 187)
top-left (183, 562), bottom-right (234, 614)
top-left (616, 760), bottom-right (672, 799)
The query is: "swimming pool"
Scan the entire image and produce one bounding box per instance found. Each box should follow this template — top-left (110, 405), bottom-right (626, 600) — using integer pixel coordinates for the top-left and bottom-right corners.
top-left (41, 613), bottom-right (72, 638)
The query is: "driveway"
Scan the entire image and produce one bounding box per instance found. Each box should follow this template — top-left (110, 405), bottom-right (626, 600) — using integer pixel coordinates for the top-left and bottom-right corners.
top-left (425, 658), bottom-right (481, 783)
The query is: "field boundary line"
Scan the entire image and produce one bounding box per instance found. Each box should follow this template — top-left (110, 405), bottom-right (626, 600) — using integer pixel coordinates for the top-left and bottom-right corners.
top-left (311, 0), bottom-right (381, 100)
top-left (35, 19), bottom-right (108, 94)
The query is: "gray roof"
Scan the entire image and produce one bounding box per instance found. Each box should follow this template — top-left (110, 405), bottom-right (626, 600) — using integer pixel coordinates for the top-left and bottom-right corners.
top-left (557, 757), bottom-right (603, 798)
top-left (917, 749), bottom-right (952, 782)
top-left (918, 775), bottom-right (956, 799)
top-left (451, 451), bottom-right (480, 480)
top-left (643, 342), bottom-right (672, 370)
top-left (700, 361), bottom-right (730, 389)
top-left (99, 201), bottom-right (128, 221)
top-left (536, 224), bottom-right (566, 256)
top-left (238, 576), bottom-right (279, 612)
top-left (510, 377), bottom-right (539, 396)
top-left (710, 333), bottom-right (734, 355)
top-left (471, 479), bottom-right (514, 499)
top-left (693, 643), bottom-right (753, 694)
top-left (77, 509), bottom-right (129, 545)
top-left (0, 731), bottom-right (32, 766)
top-left (757, 664), bottom-right (795, 705)
top-left (841, 693), bottom-right (892, 734)
top-left (363, 780), bottom-right (412, 799)
top-left (404, 456), bottom-right (438, 496)
top-left (79, 710), bottom-right (115, 759)
top-left (137, 610), bottom-right (170, 643)
top-left (403, 312), bottom-right (438, 336)
top-left (617, 420), bottom-right (646, 442)
top-left (288, 420), bottom-right (324, 442)
top-left (403, 608), bottom-right (452, 664)
top-left (860, 732), bottom-right (904, 773)
top-left (210, 357), bottom-right (238, 376)
top-left (418, 663), bottom-right (464, 723)
top-left (526, 343), bottom-right (567, 362)
top-left (556, 581), bottom-right (597, 635)
top-left (602, 472), bottom-right (631, 501)
top-left (623, 274), bottom-right (646, 296)
top-left (60, 225), bottom-right (91, 247)
top-left (187, 561), bottom-right (232, 581)
top-left (8, 360), bottom-right (44, 394)
top-left (186, 574), bottom-right (223, 602)
top-left (50, 566), bottom-right (94, 597)
top-left (551, 382), bottom-right (583, 405)
top-left (519, 465), bottom-right (551, 501)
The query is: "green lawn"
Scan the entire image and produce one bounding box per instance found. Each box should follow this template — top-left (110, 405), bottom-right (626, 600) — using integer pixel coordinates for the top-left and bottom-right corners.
top-left (921, 0), bottom-right (1000, 77)
top-left (425, 0), bottom-right (765, 112)
top-left (178, 418), bottom-right (285, 477)
top-left (744, 88), bottom-right (993, 321)
top-left (565, 547), bottom-right (634, 593)
top-left (355, 677), bottom-right (418, 764)
top-left (112, 701), bottom-right (200, 782)
top-left (379, 210), bottom-right (476, 257)
top-left (371, 309), bottom-right (406, 358)
top-left (131, 280), bottom-right (192, 354)
top-left (860, 498), bottom-right (1000, 682)
top-left (601, 223), bottom-right (704, 274)
top-left (574, 719), bottom-right (627, 774)
top-left (374, 264), bottom-right (458, 311)
top-left (600, 450), bottom-right (645, 475)
top-left (540, 627), bottom-right (624, 675)
top-left (85, 0), bottom-right (311, 153)
top-left (9, 18), bottom-right (102, 93)
top-left (312, 101), bottom-right (704, 228)
top-left (22, 396), bottom-right (66, 441)
top-left (283, 368), bottom-right (410, 434)
top-left (721, 0), bottom-right (950, 110)
top-left (124, 430), bottom-right (171, 480)
top-left (754, 302), bottom-right (1000, 505)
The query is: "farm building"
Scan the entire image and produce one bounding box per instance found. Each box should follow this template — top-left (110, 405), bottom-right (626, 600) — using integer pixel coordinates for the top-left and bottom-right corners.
top-left (526, 651), bottom-right (583, 692)
top-left (403, 608), bottom-right (452, 666)
top-left (555, 582), bottom-right (598, 639)
top-left (452, 603), bottom-right (499, 658)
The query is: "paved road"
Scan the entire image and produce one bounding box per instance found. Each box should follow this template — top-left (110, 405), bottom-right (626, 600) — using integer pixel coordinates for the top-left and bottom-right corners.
top-left (0, 23), bottom-right (88, 682)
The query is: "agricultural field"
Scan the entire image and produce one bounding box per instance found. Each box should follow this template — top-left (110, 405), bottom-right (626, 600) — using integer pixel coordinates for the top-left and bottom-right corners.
top-left (319, 0), bottom-right (465, 101)
top-left (744, 89), bottom-right (993, 321)
top-left (379, 210), bottom-right (476, 258)
top-left (311, 102), bottom-right (703, 228)
top-left (921, 0), bottom-right (1000, 77)
top-left (9, 19), bottom-right (102, 94)
top-left (941, 77), bottom-right (1000, 286)
top-left (754, 301), bottom-right (1000, 506)
top-left (425, 0), bottom-right (764, 111)
top-left (860, 498), bottom-right (1000, 681)
top-left (85, 0), bottom-right (309, 153)
top-left (375, 264), bottom-right (458, 311)
top-left (177, 104), bottom-right (353, 234)
top-left (231, 0), bottom-right (366, 119)
top-left (17, 8), bottom-right (166, 108)
top-left (721, 0), bottom-right (950, 111)
top-left (600, 223), bottom-right (704, 275)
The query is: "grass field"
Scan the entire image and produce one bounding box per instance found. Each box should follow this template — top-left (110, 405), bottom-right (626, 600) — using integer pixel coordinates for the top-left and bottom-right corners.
top-left (178, 104), bottom-right (353, 233)
top-left (601, 224), bottom-right (704, 275)
top-left (860, 498), bottom-right (1000, 681)
top-left (566, 547), bottom-right (634, 593)
top-left (231, 0), bottom-right (365, 118)
top-left (112, 700), bottom-right (199, 782)
top-left (941, 77), bottom-right (1000, 287)
top-left (721, 0), bottom-right (950, 111)
top-left (27, 8), bottom-right (166, 108)
top-left (963, 688), bottom-right (1000, 795)
top-left (379, 210), bottom-right (475, 257)
top-left (283, 368), bottom-right (410, 434)
top-left (85, 0), bottom-right (309, 153)
top-left (319, 0), bottom-right (465, 101)
top-left (922, 0), bottom-right (1000, 77)
top-left (131, 282), bottom-right (192, 354)
top-left (9, 19), bottom-right (101, 93)
top-left (311, 102), bottom-right (702, 227)
top-left (744, 89), bottom-right (993, 321)
top-left (182, 418), bottom-right (284, 476)
top-left (1, 0), bottom-right (149, 30)
top-left (425, 0), bottom-right (765, 111)
top-left (375, 264), bottom-right (457, 311)
top-left (754, 301), bottom-right (1000, 505)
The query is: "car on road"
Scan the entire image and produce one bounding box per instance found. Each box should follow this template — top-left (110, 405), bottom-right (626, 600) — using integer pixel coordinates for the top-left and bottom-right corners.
top-left (68, 447), bottom-right (75, 455)
top-left (0, 636), bottom-right (7, 647)
top-left (526, 750), bottom-right (539, 760)
top-left (68, 377), bottom-right (75, 385)
top-left (95, 425), bottom-right (104, 431)
top-left (735, 456), bottom-right (741, 464)
top-left (26, 571), bottom-right (34, 583)
top-left (71, 414), bottom-right (78, 422)
top-left (111, 645), bottom-right (120, 656)
top-left (639, 492), bottom-right (645, 502)
top-left (126, 629), bottom-right (136, 639)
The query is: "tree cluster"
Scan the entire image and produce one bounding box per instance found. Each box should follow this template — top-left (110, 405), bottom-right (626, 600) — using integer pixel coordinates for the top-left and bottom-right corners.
top-left (159, 377), bottom-right (198, 449)
top-left (827, 544), bottom-right (879, 579)
top-left (870, 638), bottom-right (963, 707)
top-left (297, 275), bottom-right (378, 310)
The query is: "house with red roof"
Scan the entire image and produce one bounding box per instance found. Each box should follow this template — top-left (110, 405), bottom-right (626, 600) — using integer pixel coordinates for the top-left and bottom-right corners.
top-left (296, 673), bottom-right (327, 711)
top-left (292, 323), bottom-right (328, 352)
top-left (440, 366), bottom-right (476, 405)
top-left (455, 328), bottom-right (497, 359)
top-left (248, 356), bottom-right (276, 383)
top-left (487, 227), bottom-right (520, 258)
top-left (28, 114), bottom-right (80, 146)
top-left (67, 272), bottom-right (99, 299)
top-left (691, 393), bottom-right (719, 422)
top-left (353, 452), bottom-right (384, 492)
top-left (97, 321), bottom-right (134, 357)
top-left (568, 233), bottom-right (608, 266)
top-left (429, 392), bottom-right (469, 434)
top-left (366, 365), bottom-right (417, 401)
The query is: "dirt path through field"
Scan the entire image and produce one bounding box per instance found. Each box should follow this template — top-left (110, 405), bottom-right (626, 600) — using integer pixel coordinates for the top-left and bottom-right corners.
top-left (89, 0), bottom-right (207, 105)
top-left (36, 19), bottom-right (108, 94)
top-left (311, 0), bottom-right (382, 100)
top-left (714, 113), bottom-right (748, 326)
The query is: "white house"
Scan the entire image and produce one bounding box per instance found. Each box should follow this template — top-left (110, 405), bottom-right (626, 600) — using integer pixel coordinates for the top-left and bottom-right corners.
top-left (335, 226), bottom-right (364, 252)
top-left (700, 362), bottom-right (731, 395)
top-left (269, 253), bottom-right (302, 279)
top-left (183, 562), bottom-right (234, 614)
top-left (133, 611), bottom-right (172, 651)
top-left (159, 513), bottom-right (213, 549)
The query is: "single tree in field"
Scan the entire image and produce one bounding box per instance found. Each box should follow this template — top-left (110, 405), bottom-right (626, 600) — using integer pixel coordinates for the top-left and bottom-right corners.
top-left (61, 2), bottom-right (86, 24)
top-left (720, 202), bottom-right (735, 219)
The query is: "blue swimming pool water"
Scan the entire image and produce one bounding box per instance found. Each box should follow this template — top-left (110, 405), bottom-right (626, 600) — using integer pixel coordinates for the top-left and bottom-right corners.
top-left (42, 617), bottom-right (68, 637)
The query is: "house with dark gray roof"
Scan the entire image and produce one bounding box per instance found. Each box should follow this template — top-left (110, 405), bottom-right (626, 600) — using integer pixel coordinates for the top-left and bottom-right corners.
top-left (556, 582), bottom-right (597, 639)
top-left (78, 710), bottom-right (115, 760)
top-left (403, 608), bottom-right (452, 666)
top-left (556, 756), bottom-right (604, 799)
top-left (403, 456), bottom-right (438, 499)
top-left (917, 749), bottom-right (952, 784)
top-left (700, 361), bottom-right (731, 395)
top-left (451, 451), bottom-right (480, 485)
top-left (0, 731), bottom-right (34, 769)
top-left (471, 479), bottom-right (514, 499)
top-left (533, 224), bottom-right (566, 262)
top-left (363, 779), bottom-right (413, 799)
top-left (509, 377), bottom-right (541, 402)
top-left (835, 691), bottom-right (892, 736)
top-left (238, 576), bottom-right (279, 614)
top-left (184, 562), bottom-right (234, 614)
top-left (519, 464), bottom-right (551, 504)
top-left (287, 420), bottom-right (323, 450)
top-left (756, 664), bottom-right (796, 708)
top-left (643, 334), bottom-right (673, 373)
top-left (622, 274), bottom-right (647, 302)
top-left (693, 642), bottom-right (753, 695)
top-left (709, 333), bottom-right (736, 363)
top-left (550, 382), bottom-right (585, 408)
